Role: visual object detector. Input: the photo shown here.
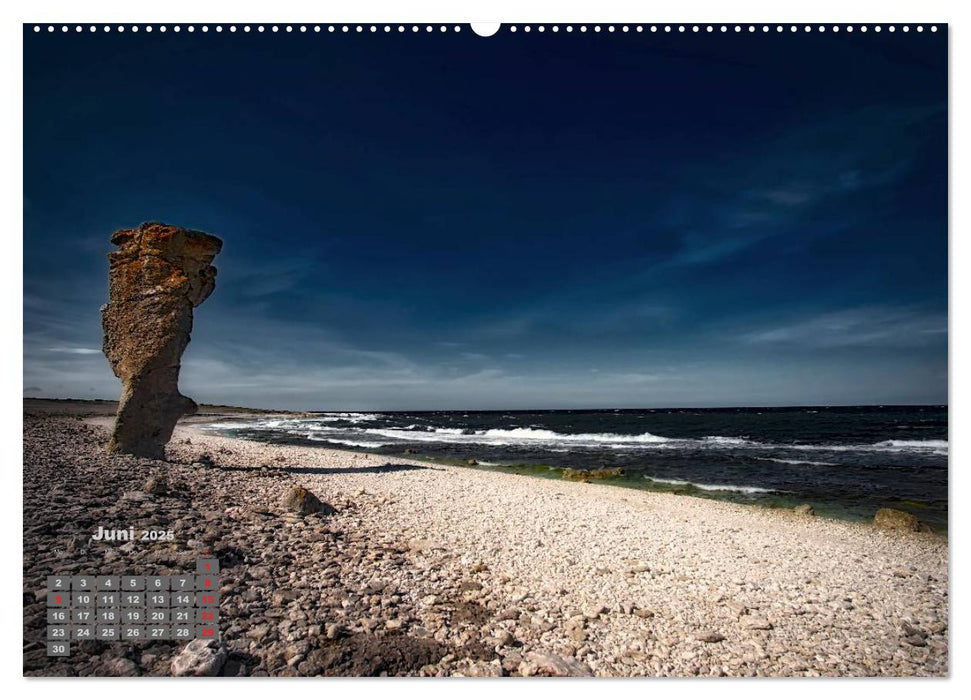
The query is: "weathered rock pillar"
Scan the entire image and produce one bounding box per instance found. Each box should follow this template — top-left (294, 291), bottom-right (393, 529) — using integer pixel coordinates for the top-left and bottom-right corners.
top-left (102, 222), bottom-right (223, 458)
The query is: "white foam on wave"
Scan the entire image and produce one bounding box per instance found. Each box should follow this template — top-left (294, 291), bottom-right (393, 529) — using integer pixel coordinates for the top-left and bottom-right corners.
top-left (873, 439), bottom-right (948, 449)
top-left (307, 436), bottom-right (390, 448)
top-left (701, 435), bottom-right (756, 446)
top-left (316, 412), bottom-right (382, 423)
top-left (357, 425), bottom-right (678, 449)
top-left (758, 457), bottom-right (837, 467)
top-left (203, 418), bottom-right (948, 458)
top-left (645, 476), bottom-right (776, 494)
top-left (480, 427), bottom-right (673, 443)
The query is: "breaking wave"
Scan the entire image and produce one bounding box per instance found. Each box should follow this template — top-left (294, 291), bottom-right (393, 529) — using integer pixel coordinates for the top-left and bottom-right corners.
top-left (758, 457), bottom-right (838, 467)
top-left (645, 476), bottom-right (777, 494)
top-left (205, 418), bottom-right (947, 456)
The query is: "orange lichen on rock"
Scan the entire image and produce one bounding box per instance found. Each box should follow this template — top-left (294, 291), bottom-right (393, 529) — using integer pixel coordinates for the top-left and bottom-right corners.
top-left (102, 222), bottom-right (222, 458)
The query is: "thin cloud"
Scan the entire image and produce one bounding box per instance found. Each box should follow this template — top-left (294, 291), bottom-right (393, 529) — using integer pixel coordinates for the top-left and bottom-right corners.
top-left (741, 307), bottom-right (947, 349)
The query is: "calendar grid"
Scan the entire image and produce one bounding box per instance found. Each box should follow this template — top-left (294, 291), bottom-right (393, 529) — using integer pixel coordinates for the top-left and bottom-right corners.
top-left (45, 557), bottom-right (220, 656)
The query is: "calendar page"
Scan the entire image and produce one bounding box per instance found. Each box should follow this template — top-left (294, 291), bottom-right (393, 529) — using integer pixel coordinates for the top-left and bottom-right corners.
top-left (21, 10), bottom-right (949, 681)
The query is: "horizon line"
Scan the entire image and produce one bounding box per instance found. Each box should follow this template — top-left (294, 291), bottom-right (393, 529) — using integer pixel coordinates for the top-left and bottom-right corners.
top-left (23, 396), bottom-right (949, 413)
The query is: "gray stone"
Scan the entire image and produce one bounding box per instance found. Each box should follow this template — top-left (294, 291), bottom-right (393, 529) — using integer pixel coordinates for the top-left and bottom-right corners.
top-left (519, 651), bottom-right (593, 677)
top-left (143, 474), bottom-right (169, 495)
top-left (170, 639), bottom-right (228, 676)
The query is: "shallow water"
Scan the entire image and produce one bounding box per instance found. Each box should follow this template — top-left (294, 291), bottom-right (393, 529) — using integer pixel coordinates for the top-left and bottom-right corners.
top-left (203, 405), bottom-right (948, 530)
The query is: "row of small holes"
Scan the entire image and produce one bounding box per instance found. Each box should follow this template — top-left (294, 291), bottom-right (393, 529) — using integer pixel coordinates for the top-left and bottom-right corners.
top-left (510, 25), bottom-right (937, 33)
top-left (34, 25), bottom-right (464, 33)
top-left (32, 24), bottom-right (939, 34)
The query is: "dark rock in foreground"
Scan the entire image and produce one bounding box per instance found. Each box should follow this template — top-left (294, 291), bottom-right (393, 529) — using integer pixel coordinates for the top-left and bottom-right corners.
top-left (282, 485), bottom-right (336, 516)
top-left (562, 467), bottom-right (625, 483)
top-left (874, 508), bottom-right (927, 532)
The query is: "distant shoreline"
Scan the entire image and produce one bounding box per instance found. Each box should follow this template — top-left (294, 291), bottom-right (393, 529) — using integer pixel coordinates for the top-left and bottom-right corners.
top-left (22, 397), bottom-right (948, 415)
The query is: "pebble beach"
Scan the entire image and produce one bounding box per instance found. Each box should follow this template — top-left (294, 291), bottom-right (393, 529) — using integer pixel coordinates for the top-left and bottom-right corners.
top-left (23, 402), bottom-right (949, 677)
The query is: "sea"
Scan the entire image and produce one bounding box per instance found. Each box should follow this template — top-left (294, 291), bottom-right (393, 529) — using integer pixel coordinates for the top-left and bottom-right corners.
top-left (203, 405), bottom-right (948, 531)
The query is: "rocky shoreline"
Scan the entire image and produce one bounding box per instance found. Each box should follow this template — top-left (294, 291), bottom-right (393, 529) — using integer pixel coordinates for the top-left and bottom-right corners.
top-left (23, 405), bottom-right (948, 676)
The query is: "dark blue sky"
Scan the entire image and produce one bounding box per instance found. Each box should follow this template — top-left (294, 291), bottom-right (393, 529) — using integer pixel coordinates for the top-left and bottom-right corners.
top-left (23, 26), bottom-right (947, 410)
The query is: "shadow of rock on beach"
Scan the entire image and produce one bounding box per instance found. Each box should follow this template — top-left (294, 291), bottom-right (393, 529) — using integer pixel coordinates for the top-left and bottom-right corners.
top-left (271, 463), bottom-right (437, 476)
top-left (185, 460), bottom-right (438, 476)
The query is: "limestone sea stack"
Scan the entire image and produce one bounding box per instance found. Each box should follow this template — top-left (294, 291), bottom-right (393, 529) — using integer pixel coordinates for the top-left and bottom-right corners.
top-left (102, 222), bottom-right (223, 458)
